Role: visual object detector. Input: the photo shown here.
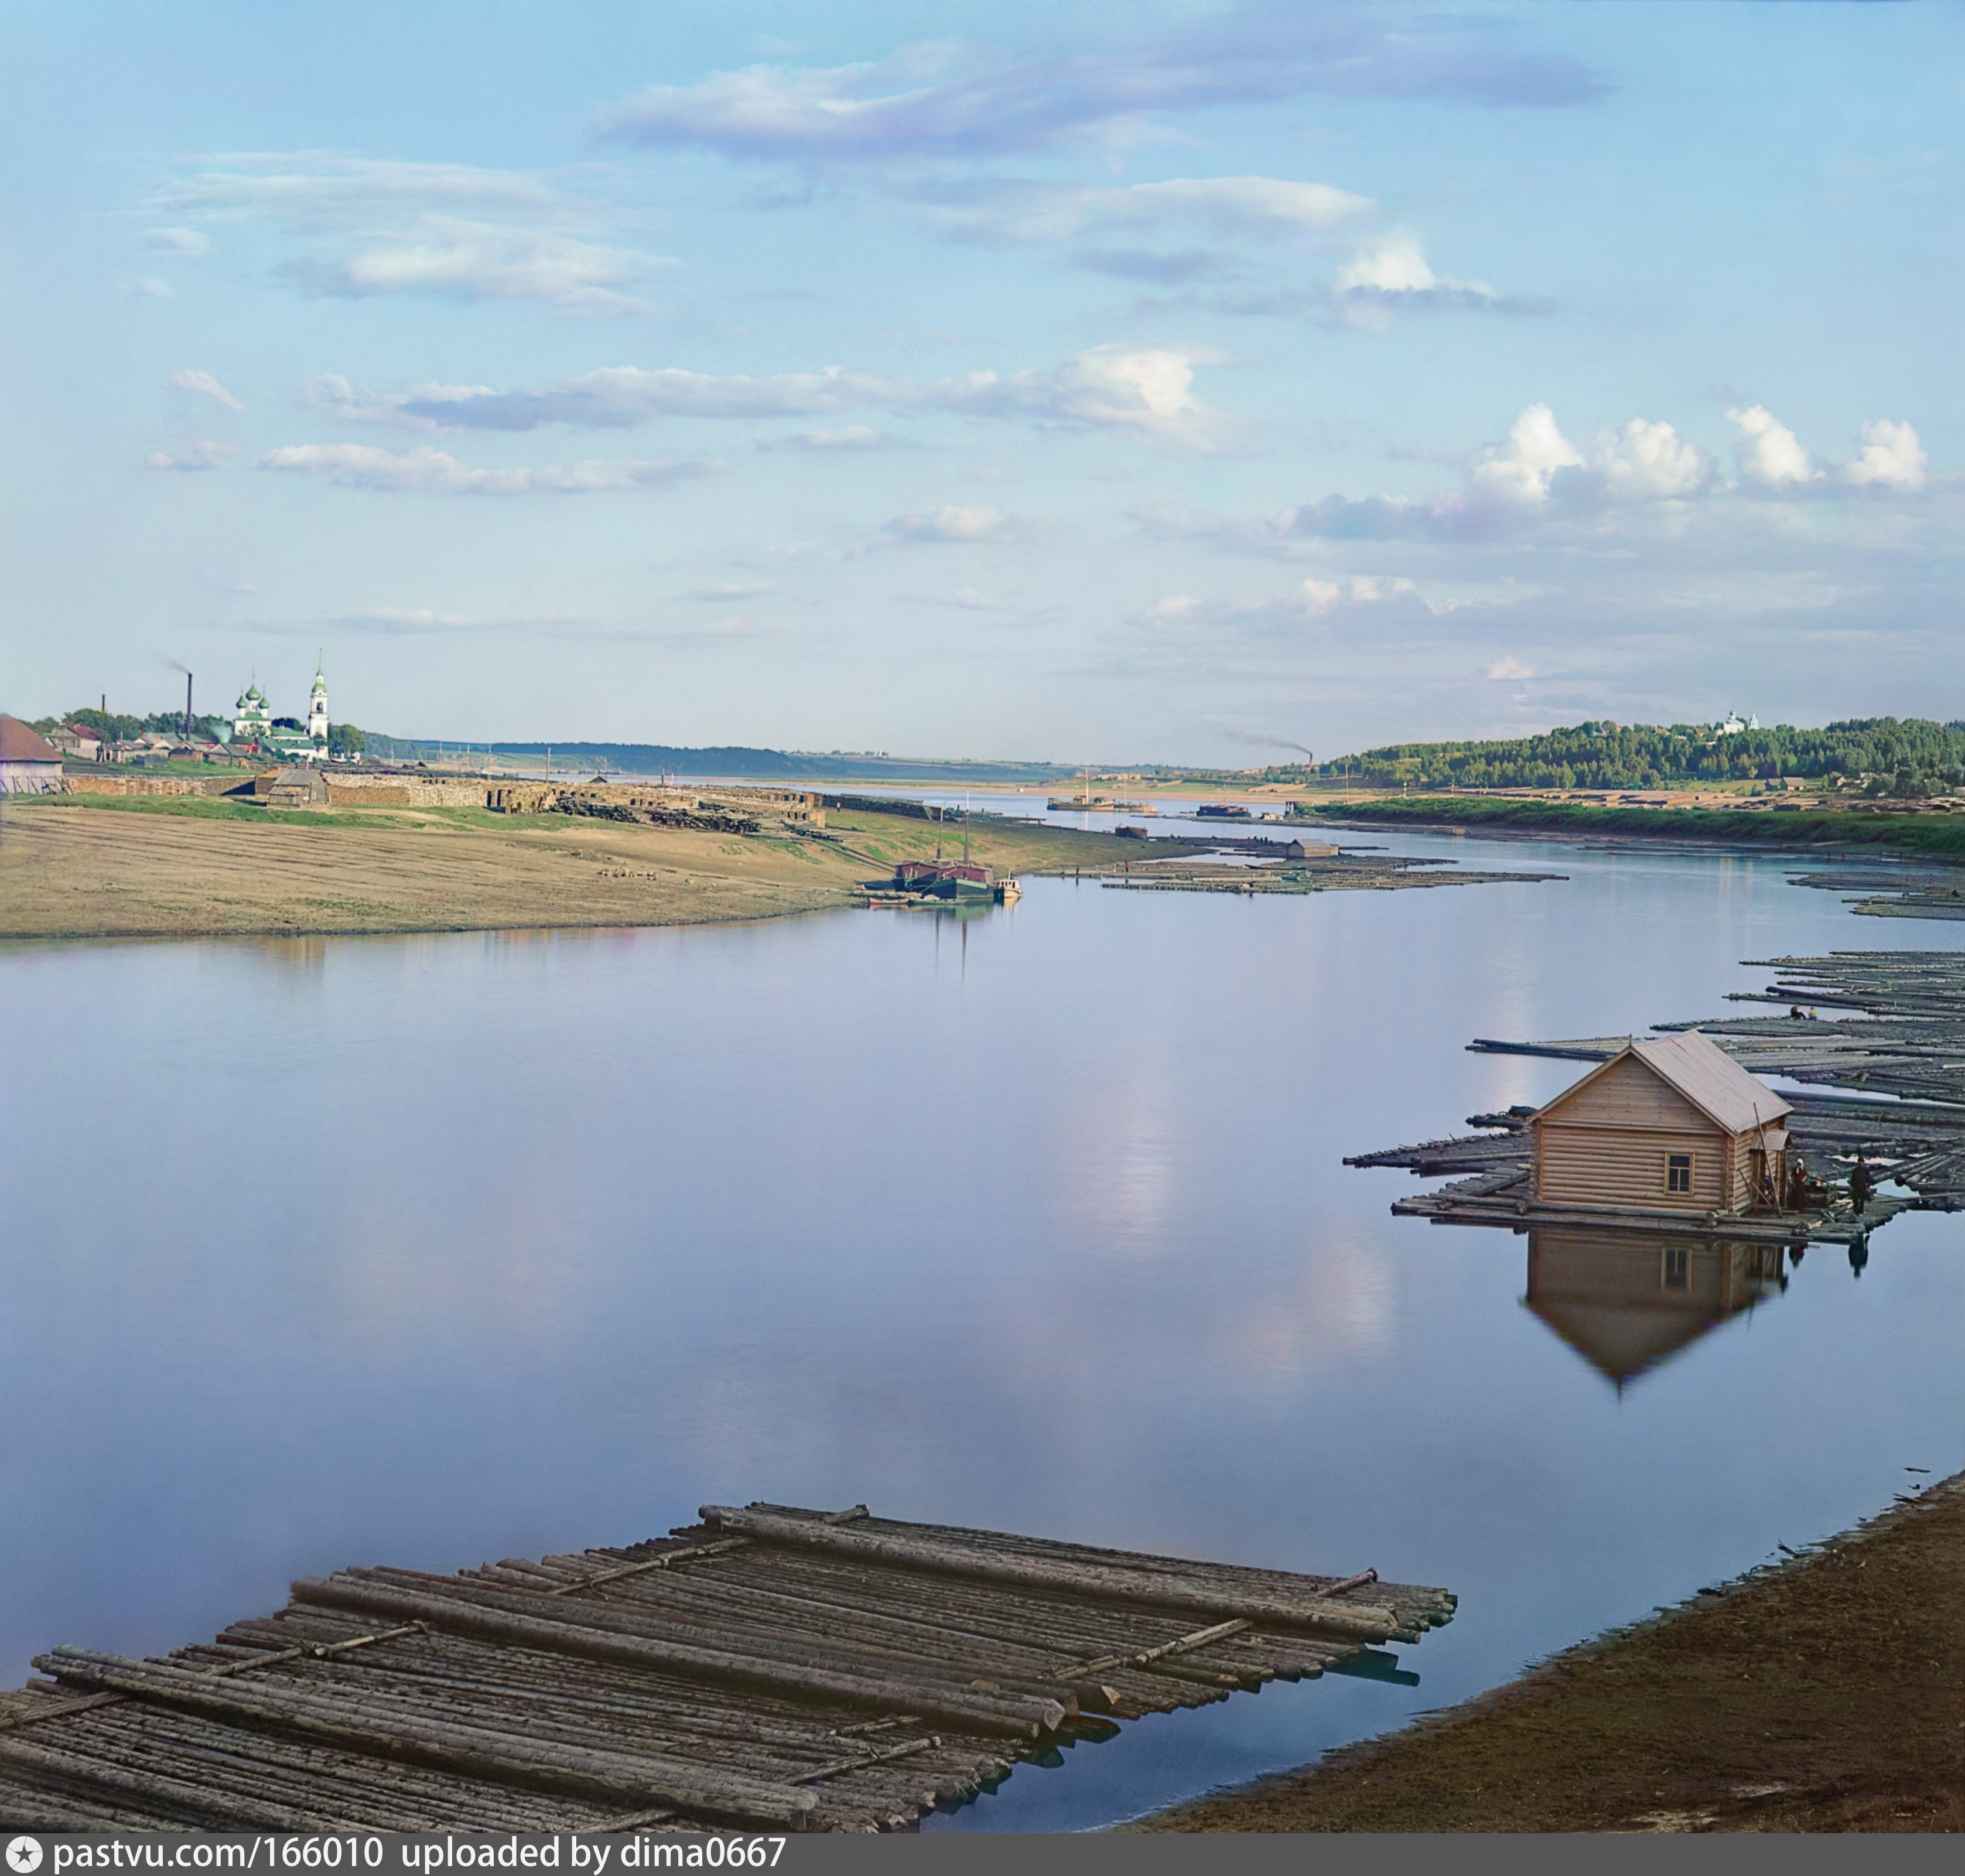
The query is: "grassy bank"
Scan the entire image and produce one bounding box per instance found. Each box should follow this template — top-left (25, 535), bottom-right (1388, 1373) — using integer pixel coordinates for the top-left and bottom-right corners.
top-left (1138, 1474), bottom-right (1963, 1834)
top-left (1304, 796), bottom-right (1965, 859)
top-left (0, 794), bottom-right (1190, 940)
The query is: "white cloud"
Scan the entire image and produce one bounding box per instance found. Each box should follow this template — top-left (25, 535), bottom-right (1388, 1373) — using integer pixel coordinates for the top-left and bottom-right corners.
top-left (1467, 404), bottom-right (1584, 506)
top-left (257, 443), bottom-right (720, 495)
top-left (1841, 418), bottom-right (1927, 493)
top-left (288, 229), bottom-right (667, 310)
top-left (145, 440), bottom-right (237, 472)
top-left (1329, 235), bottom-right (1512, 329)
top-left (169, 368), bottom-right (244, 411)
top-left (597, 18), bottom-right (1604, 162)
top-left (1727, 404), bottom-right (1820, 488)
top-left (118, 276), bottom-right (172, 299)
top-left (884, 504), bottom-right (1023, 544)
top-left (1485, 655), bottom-right (1535, 681)
top-left (685, 582), bottom-right (777, 600)
top-left (158, 156), bottom-right (671, 312)
top-left (760, 425), bottom-right (904, 451)
top-left (954, 346), bottom-right (1226, 447)
top-left (309, 345), bottom-right (1229, 449)
top-left (1334, 235), bottom-right (1440, 296)
top-left (1301, 574), bottom-right (1419, 613)
top-left (1587, 419), bottom-right (1712, 501)
top-left (143, 227), bottom-right (210, 256)
top-left (929, 174), bottom-right (1373, 244)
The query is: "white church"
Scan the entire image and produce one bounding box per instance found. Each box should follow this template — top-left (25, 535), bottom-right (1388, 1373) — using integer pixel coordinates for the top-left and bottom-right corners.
top-left (235, 662), bottom-right (332, 762)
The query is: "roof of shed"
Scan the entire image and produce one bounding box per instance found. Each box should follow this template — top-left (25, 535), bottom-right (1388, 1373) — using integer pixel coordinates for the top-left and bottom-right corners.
top-left (1542, 1026), bottom-right (1792, 1137)
top-left (0, 715), bottom-right (62, 764)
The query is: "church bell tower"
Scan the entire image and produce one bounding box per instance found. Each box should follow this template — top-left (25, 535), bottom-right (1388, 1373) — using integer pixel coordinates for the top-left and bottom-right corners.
top-left (307, 658), bottom-right (330, 758)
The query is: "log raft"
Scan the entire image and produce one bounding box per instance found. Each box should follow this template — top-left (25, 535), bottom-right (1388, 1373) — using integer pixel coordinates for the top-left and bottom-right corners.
top-left (0, 1503), bottom-right (1454, 1833)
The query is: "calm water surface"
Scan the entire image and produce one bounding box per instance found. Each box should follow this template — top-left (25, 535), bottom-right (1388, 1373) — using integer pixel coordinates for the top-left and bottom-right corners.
top-left (1, 829), bottom-right (1959, 1830)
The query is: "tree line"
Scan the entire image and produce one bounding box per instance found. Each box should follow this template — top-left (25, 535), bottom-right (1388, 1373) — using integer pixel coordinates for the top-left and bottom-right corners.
top-left (1251, 719), bottom-right (1965, 795)
top-left (27, 706), bottom-right (365, 756)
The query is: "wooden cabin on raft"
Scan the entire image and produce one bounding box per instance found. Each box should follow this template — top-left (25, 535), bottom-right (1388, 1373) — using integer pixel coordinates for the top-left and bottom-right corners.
top-left (1530, 1028), bottom-right (1792, 1216)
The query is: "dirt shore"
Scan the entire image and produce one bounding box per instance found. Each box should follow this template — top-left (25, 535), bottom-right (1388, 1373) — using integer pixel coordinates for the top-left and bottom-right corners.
top-left (0, 797), bottom-right (1186, 941)
top-left (1139, 1474), bottom-right (1963, 1834)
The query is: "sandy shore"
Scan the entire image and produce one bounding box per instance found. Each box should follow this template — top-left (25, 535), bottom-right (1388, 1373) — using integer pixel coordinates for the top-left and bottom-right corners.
top-left (1137, 1474), bottom-right (1963, 1834)
top-left (0, 797), bottom-right (1190, 941)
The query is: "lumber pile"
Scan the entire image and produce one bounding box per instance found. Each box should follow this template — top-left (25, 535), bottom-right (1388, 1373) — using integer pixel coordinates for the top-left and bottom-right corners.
top-left (0, 1503), bottom-right (1453, 1833)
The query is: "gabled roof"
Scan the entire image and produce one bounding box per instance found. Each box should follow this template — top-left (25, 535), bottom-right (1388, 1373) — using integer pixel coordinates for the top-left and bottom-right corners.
top-left (1539, 1026), bottom-right (1791, 1137)
top-left (0, 715), bottom-right (62, 764)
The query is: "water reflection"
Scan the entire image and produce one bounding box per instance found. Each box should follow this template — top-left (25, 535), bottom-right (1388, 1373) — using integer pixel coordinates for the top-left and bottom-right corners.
top-left (1523, 1227), bottom-right (1790, 1389)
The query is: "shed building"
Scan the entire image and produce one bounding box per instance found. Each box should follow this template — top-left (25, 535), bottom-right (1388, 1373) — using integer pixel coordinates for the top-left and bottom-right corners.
top-left (0, 716), bottom-right (65, 794)
top-left (1530, 1028), bottom-right (1791, 1215)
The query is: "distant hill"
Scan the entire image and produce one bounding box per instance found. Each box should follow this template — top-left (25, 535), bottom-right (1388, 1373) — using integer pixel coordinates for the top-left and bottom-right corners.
top-left (358, 739), bottom-right (1083, 784)
top-left (1296, 717), bottom-right (1965, 795)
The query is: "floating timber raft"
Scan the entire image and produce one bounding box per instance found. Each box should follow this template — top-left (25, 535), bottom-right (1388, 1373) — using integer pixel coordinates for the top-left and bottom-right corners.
top-left (0, 1503), bottom-right (1454, 1833)
top-left (1348, 949), bottom-right (1965, 1239)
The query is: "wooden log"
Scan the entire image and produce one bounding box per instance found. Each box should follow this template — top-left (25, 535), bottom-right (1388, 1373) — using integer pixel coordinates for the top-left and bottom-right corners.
top-left (1069, 1616), bottom-right (1249, 1679)
top-left (790, 1735), bottom-right (941, 1785)
top-left (351, 1564), bottom-right (1094, 1708)
top-left (0, 1731), bottom-right (346, 1830)
top-left (37, 1650), bottom-right (820, 1830)
top-left (289, 1577), bottom-right (1067, 1737)
top-left (700, 1507), bottom-right (1401, 1641)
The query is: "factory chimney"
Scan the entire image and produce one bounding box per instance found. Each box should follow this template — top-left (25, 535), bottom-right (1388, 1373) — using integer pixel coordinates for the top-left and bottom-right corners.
top-left (184, 672), bottom-right (193, 741)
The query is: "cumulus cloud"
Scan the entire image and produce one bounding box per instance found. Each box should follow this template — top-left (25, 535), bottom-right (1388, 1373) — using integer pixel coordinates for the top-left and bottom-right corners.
top-left (1485, 655), bottom-right (1535, 681)
top-left (257, 443), bottom-right (720, 495)
top-left (1331, 235), bottom-right (1520, 326)
top-left (1300, 574), bottom-right (1420, 613)
top-left (1842, 418), bottom-right (1927, 493)
top-left (307, 345), bottom-right (1229, 449)
top-left (884, 505), bottom-right (1024, 544)
top-left (1587, 418), bottom-right (1713, 501)
top-left (145, 440), bottom-right (237, 472)
top-left (1467, 404), bottom-right (1584, 506)
top-left (156, 155), bottom-right (672, 312)
top-left (169, 368), bottom-right (244, 411)
top-left (1727, 404), bottom-right (1820, 489)
top-left (598, 13), bottom-right (1605, 162)
top-left (143, 227), bottom-right (210, 256)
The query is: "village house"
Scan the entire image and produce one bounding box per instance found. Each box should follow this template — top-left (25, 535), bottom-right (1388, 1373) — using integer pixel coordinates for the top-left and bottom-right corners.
top-left (46, 723), bottom-right (103, 761)
top-left (0, 715), bottom-right (66, 794)
top-left (1530, 1027), bottom-right (1792, 1216)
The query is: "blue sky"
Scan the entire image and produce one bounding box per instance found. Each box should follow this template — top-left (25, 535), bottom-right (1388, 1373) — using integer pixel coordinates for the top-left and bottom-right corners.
top-left (4, 2), bottom-right (1959, 761)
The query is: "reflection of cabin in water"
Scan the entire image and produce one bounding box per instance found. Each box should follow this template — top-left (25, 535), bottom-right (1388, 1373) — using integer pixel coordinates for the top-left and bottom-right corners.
top-left (1531, 1028), bottom-right (1791, 1215)
top-left (1525, 1226), bottom-right (1788, 1386)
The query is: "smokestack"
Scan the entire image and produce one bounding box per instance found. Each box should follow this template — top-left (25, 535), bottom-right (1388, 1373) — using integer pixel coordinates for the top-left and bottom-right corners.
top-left (184, 672), bottom-right (193, 741)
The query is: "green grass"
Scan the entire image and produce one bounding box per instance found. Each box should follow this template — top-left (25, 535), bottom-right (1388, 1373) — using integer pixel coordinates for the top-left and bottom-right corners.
top-left (1299, 796), bottom-right (1965, 859)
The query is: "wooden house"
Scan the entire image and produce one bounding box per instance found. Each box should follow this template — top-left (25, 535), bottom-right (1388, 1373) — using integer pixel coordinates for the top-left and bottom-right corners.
top-left (1530, 1028), bottom-right (1791, 1215)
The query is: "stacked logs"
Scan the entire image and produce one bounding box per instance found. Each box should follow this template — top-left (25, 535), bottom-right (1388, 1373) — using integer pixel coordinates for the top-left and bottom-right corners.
top-left (1, 1502), bottom-right (1453, 1833)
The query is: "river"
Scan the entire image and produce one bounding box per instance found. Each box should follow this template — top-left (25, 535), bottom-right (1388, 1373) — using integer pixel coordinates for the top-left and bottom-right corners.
top-left (1, 826), bottom-right (1958, 1830)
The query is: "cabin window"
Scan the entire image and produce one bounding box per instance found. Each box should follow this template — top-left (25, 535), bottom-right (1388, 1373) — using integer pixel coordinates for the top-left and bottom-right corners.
top-left (1666, 1153), bottom-right (1693, 1194)
top-left (1663, 1245), bottom-right (1690, 1290)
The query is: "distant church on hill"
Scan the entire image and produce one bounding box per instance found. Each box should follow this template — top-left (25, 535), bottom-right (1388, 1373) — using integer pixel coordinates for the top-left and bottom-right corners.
top-left (234, 661), bottom-right (331, 763)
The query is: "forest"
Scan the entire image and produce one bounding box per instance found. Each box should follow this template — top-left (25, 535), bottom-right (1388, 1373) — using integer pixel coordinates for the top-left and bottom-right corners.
top-left (1257, 719), bottom-right (1965, 795)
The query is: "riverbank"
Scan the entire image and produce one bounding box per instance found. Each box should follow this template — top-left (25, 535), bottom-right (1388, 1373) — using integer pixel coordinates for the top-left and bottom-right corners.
top-left (0, 794), bottom-right (1189, 940)
top-left (1304, 795), bottom-right (1965, 860)
top-left (1137, 1472), bottom-right (1963, 1834)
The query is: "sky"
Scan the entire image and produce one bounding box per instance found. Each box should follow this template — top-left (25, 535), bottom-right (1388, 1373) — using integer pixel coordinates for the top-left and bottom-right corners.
top-left (2, 1), bottom-right (1960, 764)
